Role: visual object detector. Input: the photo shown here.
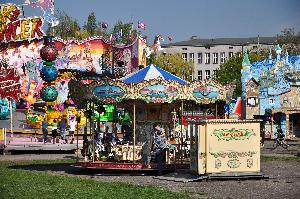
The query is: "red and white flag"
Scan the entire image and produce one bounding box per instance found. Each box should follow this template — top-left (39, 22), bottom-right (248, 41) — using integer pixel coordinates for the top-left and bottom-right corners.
top-left (138, 21), bottom-right (146, 30)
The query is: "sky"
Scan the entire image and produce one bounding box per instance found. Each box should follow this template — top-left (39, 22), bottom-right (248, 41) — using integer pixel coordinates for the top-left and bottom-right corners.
top-left (3, 0), bottom-right (300, 42)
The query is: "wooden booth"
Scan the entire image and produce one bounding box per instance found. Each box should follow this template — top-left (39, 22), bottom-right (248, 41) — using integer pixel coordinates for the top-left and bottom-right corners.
top-left (189, 119), bottom-right (262, 177)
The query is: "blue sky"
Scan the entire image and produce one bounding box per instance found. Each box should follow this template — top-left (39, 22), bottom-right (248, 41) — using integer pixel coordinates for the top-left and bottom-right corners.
top-left (3, 0), bottom-right (300, 42)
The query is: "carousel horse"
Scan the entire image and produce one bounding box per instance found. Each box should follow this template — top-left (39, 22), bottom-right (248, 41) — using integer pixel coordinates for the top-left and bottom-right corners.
top-left (144, 35), bottom-right (165, 58)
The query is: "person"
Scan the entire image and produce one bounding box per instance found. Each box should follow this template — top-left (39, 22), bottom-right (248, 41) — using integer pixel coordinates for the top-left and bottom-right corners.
top-left (153, 127), bottom-right (168, 175)
top-left (59, 118), bottom-right (67, 144)
top-left (51, 119), bottom-right (58, 144)
top-left (69, 117), bottom-right (77, 144)
top-left (42, 118), bottom-right (48, 143)
top-left (276, 126), bottom-right (285, 143)
top-left (120, 112), bottom-right (131, 143)
top-left (260, 122), bottom-right (266, 147)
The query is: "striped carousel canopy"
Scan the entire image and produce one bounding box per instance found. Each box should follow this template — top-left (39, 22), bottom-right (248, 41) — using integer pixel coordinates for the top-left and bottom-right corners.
top-left (120, 64), bottom-right (188, 84)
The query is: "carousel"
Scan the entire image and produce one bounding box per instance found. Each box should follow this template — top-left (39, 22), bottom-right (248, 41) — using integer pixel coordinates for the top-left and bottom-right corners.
top-left (70, 63), bottom-right (233, 171)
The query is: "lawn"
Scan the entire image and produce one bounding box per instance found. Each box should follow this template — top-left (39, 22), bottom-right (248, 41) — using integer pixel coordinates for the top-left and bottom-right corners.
top-left (0, 160), bottom-right (192, 199)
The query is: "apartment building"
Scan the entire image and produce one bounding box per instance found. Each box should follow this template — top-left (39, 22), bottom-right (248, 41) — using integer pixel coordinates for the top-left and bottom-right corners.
top-left (163, 36), bottom-right (276, 80)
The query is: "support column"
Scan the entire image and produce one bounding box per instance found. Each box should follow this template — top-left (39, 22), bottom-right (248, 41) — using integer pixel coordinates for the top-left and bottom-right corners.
top-left (286, 113), bottom-right (290, 139)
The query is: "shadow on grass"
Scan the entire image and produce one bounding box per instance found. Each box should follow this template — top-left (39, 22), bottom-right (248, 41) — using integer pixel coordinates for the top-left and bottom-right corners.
top-left (7, 161), bottom-right (166, 177)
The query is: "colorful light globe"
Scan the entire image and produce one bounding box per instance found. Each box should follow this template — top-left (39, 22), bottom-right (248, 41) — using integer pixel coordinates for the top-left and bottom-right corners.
top-left (40, 86), bottom-right (58, 102)
top-left (0, 99), bottom-right (9, 119)
top-left (40, 65), bottom-right (58, 82)
top-left (40, 45), bottom-right (58, 62)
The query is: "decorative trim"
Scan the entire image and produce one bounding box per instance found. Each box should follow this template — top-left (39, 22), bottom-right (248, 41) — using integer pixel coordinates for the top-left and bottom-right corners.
top-left (215, 159), bottom-right (221, 169)
top-left (209, 151), bottom-right (257, 159)
top-left (247, 159), bottom-right (253, 168)
top-left (227, 159), bottom-right (240, 168)
top-left (213, 128), bottom-right (256, 141)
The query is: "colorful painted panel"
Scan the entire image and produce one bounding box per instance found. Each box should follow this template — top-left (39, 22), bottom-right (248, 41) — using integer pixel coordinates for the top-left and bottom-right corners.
top-left (213, 128), bottom-right (256, 141)
top-left (193, 85), bottom-right (220, 99)
top-left (140, 84), bottom-right (177, 98)
top-left (93, 85), bottom-right (125, 98)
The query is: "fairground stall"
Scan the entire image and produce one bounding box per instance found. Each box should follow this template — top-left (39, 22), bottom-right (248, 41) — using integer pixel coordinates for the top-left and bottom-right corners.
top-left (70, 64), bottom-right (233, 171)
top-left (189, 119), bottom-right (263, 178)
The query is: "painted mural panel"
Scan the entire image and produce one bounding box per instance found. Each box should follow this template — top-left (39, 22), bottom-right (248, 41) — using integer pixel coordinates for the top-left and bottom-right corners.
top-left (93, 85), bottom-right (125, 98)
top-left (193, 84), bottom-right (220, 99)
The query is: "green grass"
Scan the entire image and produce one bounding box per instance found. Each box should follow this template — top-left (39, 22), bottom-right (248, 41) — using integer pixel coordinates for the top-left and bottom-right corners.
top-left (261, 155), bottom-right (300, 162)
top-left (0, 160), bottom-right (192, 199)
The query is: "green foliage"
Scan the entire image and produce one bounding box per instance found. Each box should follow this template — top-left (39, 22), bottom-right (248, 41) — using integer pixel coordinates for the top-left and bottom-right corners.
top-left (0, 160), bottom-right (192, 199)
top-left (47, 10), bottom-right (81, 40)
top-left (277, 28), bottom-right (300, 55)
top-left (83, 12), bottom-right (97, 36)
top-left (215, 52), bottom-right (267, 96)
top-left (47, 11), bottom-right (139, 45)
top-left (112, 20), bottom-right (140, 45)
top-left (153, 53), bottom-right (194, 81)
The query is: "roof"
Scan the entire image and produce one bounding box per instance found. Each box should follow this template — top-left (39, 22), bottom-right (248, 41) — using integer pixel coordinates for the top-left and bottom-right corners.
top-left (119, 64), bottom-right (189, 84)
top-left (163, 37), bottom-right (277, 47)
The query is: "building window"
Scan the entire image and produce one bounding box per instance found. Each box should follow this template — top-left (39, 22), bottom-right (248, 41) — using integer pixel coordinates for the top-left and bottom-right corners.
top-left (197, 70), bottom-right (202, 80)
top-left (197, 53), bottom-right (202, 64)
top-left (205, 53), bottom-right (210, 64)
top-left (189, 53), bottom-right (194, 62)
top-left (205, 70), bottom-right (210, 79)
top-left (213, 70), bottom-right (217, 78)
top-left (182, 53), bottom-right (187, 61)
top-left (229, 52), bottom-right (234, 58)
top-left (213, 53), bottom-right (218, 64)
top-left (229, 46), bottom-right (233, 49)
top-left (182, 48), bottom-right (187, 50)
top-left (220, 52), bottom-right (226, 64)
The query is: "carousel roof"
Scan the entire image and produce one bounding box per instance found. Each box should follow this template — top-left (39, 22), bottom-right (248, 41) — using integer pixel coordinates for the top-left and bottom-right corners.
top-left (120, 64), bottom-right (188, 84)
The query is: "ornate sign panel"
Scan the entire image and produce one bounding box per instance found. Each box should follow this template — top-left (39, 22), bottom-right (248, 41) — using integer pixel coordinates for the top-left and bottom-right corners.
top-left (0, 4), bottom-right (44, 43)
top-left (135, 78), bottom-right (182, 103)
top-left (188, 80), bottom-right (227, 103)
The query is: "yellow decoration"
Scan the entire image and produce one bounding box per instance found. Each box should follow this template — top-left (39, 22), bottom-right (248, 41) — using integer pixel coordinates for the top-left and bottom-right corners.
top-left (20, 19), bottom-right (30, 40)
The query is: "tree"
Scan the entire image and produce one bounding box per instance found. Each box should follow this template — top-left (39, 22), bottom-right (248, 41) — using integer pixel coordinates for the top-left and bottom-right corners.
top-left (277, 28), bottom-right (300, 54)
top-left (152, 53), bottom-right (194, 81)
top-left (111, 20), bottom-right (140, 45)
top-left (46, 10), bottom-right (81, 40)
top-left (215, 52), bottom-right (267, 96)
top-left (83, 12), bottom-right (97, 37)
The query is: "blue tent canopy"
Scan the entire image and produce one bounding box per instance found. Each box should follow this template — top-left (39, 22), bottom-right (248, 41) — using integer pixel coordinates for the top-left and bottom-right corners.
top-left (120, 64), bottom-right (188, 84)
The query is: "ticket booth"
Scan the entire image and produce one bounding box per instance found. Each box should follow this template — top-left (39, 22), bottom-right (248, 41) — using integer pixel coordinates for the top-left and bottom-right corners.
top-left (190, 119), bottom-right (263, 178)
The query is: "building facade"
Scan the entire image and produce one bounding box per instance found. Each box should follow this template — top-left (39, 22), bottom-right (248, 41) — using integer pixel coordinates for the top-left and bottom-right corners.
top-left (163, 36), bottom-right (276, 80)
top-left (241, 46), bottom-right (300, 139)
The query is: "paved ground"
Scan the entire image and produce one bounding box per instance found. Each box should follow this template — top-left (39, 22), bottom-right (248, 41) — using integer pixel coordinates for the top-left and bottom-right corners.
top-left (1, 140), bottom-right (299, 199)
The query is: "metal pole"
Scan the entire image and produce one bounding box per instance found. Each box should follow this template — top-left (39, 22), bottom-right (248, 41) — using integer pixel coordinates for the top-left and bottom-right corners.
top-left (133, 101), bottom-right (136, 164)
top-left (76, 115), bottom-right (79, 160)
top-left (9, 101), bottom-right (13, 137)
top-left (84, 102), bottom-right (88, 161)
top-left (112, 45), bottom-right (114, 76)
top-left (181, 100), bottom-right (183, 164)
top-left (92, 102), bottom-right (95, 163)
top-left (4, 128), bottom-right (6, 146)
top-left (215, 101), bottom-right (218, 118)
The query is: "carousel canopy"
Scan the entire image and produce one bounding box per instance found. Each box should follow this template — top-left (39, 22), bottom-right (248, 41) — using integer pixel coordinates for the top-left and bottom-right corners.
top-left (120, 64), bottom-right (188, 84)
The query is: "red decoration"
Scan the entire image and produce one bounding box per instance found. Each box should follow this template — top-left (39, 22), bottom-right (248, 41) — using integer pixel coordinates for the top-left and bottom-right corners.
top-left (0, 69), bottom-right (21, 100)
top-left (40, 44), bottom-right (58, 62)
